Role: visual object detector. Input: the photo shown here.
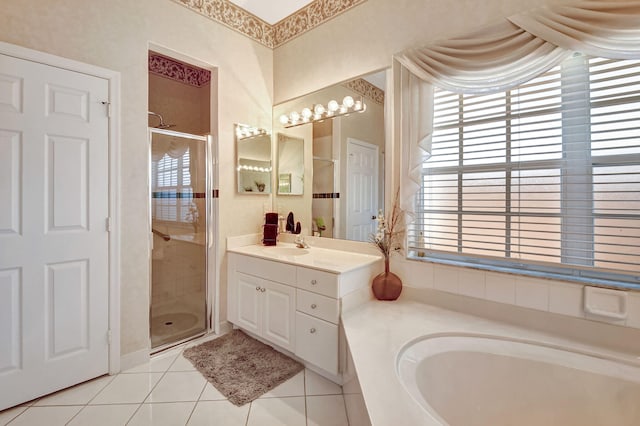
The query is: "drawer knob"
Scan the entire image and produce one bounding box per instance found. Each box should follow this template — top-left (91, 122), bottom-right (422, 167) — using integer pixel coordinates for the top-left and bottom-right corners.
top-left (311, 304), bottom-right (317, 309)
top-left (311, 279), bottom-right (317, 285)
top-left (256, 286), bottom-right (260, 291)
top-left (310, 328), bottom-right (316, 334)
top-left (260, 287), bottom-right (266, 292)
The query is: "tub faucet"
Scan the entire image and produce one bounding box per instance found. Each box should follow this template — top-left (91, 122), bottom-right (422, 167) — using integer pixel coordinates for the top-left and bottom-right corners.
top-left (295, 235), bottom-right (309, 249)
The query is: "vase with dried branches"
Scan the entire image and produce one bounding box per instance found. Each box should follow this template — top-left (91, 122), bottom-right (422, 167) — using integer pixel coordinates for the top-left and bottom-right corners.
top-left (369, 190), bottom-right (404, 300)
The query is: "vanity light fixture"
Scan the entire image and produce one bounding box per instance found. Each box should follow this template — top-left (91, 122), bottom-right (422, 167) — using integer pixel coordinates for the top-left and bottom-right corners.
top-left (279, 95), bottom-right (367, 128)
top-left (236, 164), bottom-right (272, 173)
top-left (236, 123), bottom-right (269, 140)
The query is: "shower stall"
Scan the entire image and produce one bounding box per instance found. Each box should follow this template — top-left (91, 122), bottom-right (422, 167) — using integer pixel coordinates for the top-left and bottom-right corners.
top-left (149, 128), bottom-right (213, 350)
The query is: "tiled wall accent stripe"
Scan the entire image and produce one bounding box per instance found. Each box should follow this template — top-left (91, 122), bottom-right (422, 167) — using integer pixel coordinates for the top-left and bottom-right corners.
top-left (313, 192), bottom-right (340, 199)
top-left (170, 0), bottom-right (367, 48)
top-left (393, 257), bottom-right (640, 330)
top-left (342, 78), bottom-right (384, 105)
top-left (152, 192), bottom-right (207, 199)
top-left (149, 52), bottom-right (211, 87)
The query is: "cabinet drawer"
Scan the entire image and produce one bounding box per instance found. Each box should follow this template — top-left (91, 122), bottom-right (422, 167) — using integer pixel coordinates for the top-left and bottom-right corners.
top-left (295, 312), bottom-right (338, 375)
top-left (234, 254), bottom-right (297, 286)
top-left (296, 289), bottom-right (339, 324)
top-left (296, 267), bottom-right (338, 298)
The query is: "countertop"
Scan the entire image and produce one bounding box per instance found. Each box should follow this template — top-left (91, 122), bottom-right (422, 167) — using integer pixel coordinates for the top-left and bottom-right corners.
top-left (227, 242), bottom-right (382, 274)
top-left (341, 295), bottom-right (640, 426)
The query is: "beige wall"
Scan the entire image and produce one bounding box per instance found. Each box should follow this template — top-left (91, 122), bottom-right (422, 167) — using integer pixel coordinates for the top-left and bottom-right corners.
top-left (148, 73), bottom-right (210, 135)
top-left (0, 0), bottom-right (273, 356)
top-left (273, 0), bottom-right (559, 104)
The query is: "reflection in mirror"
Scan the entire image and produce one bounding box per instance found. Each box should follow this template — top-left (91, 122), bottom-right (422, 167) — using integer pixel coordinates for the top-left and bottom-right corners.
top-left (272, 69), bottom-right (387, 241)
top-left (277, 133), bottom-right (304, 195)
top-left (235, 124), bottom-right (272, 194)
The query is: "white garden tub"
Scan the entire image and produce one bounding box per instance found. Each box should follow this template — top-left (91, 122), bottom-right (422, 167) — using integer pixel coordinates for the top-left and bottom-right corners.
top-left (397, 333), bottom-right (640, 426)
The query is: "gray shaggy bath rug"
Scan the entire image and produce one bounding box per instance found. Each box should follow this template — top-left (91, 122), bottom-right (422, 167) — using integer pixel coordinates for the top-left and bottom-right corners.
top-left (183, 329), bottom-right (303, 406)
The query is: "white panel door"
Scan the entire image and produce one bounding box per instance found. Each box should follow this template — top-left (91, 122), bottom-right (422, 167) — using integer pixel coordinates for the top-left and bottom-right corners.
top-left (346, 138), bottom-right (379, 242)
top-left (0, 53), bottom-right (110, 410)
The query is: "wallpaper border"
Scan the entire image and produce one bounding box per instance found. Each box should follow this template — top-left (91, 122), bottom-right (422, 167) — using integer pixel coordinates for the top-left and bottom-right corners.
top-left (170, 0), bottom-right (367, 49)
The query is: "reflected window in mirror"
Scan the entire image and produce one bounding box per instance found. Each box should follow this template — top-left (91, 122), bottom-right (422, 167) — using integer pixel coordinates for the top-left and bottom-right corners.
top-left (235, 124), bottom-right (272, 194)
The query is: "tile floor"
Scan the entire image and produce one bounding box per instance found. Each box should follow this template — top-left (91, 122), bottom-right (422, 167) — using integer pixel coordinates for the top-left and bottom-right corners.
top-left (0, 336), bottom-right (350, 426)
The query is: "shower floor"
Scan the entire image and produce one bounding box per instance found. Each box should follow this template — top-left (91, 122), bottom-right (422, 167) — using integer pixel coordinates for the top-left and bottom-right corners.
top-left (150, 296), bottom-right (206, 348)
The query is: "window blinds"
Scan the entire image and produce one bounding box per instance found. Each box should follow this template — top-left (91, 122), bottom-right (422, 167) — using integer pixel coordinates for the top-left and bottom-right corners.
top-left (410, 55), bottom-right (640, 278)
top-left (152, 148), bottom-right (192, 222)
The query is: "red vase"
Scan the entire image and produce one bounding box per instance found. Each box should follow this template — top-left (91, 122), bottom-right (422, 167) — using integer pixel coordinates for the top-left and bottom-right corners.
top-left (372, 257), bottom-right (402, 301)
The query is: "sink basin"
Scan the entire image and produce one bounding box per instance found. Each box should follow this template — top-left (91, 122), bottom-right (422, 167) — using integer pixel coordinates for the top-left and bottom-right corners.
top-left (267, 247), bottom-right (310, 256)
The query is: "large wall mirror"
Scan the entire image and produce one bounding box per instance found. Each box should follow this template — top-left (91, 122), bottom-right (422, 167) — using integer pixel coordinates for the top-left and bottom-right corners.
top-left (272, 69), bottom-right (387, 241)
top-left (236, 124), bottom-right (272, 194)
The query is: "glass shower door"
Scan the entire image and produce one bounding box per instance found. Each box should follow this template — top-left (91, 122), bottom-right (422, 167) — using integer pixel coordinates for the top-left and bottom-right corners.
top-left (150, 129), bottom-right (208, 349)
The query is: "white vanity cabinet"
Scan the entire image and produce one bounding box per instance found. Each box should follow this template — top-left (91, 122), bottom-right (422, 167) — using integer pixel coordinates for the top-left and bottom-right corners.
top-left (227, 244), bottom-right (381, 379)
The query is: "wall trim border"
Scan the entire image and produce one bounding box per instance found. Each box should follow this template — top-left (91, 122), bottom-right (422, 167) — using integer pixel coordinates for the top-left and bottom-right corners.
top-left (170, 0), bottom-right (367, 48)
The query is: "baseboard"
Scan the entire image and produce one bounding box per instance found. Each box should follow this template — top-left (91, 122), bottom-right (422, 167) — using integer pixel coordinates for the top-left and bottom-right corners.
top-left (119, 347), bottom-right (150, 372)
top-left (218, 321), bottom-right (233, 334)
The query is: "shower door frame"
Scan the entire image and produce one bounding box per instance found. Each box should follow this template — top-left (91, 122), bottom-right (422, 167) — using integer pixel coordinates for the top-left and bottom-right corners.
top-left (148, 128), bottom-right (215, 352)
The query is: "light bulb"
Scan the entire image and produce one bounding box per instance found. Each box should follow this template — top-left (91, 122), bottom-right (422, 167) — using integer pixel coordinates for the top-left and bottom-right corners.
top-left (301, 108), bottom-right (312, 119)
top-left (290, 111), bottom-right (300, 122)
top-left (354, 100), bottom-right (363, 111)
top-left (328, 100), bottom-right (339, 112)
top-left (314, 104), bottom-right (326, 115)
top-left (343, 96), bottom-right (355, 108)
top-left (279, 114), bottom-right (289, 125)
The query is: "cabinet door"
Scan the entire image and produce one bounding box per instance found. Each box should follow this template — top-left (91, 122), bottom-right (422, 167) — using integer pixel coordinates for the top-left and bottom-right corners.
top-left (235, 272), bottom-right (261, 336)
top-left (295, 312), bottom-right (338, 375)
top-left (262, 280), bottom-right (296, 352)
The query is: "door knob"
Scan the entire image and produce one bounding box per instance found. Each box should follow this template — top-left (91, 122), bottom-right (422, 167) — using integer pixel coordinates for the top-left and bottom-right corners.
top-left (311, 279), bottom-right (317, 285)
top-left (256, 286), bottom-right (260, 291)
top-left (310, 328), bottom-right (316, 334)
top-left (260, 287), bottom-right (266, 292)
top-left (371, 215), bottom-right (376, 220)
top-left (311, 304), bottom-right (317, 309)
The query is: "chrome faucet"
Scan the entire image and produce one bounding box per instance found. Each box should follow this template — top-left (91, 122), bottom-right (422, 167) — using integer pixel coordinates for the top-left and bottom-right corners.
top-left (295, 235), bottom-right (309, 249)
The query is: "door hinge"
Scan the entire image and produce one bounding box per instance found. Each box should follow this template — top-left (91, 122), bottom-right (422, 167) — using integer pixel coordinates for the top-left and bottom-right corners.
top-left (107, 329), bottom-right (112, 345)
top-left (101, 101), bottom-right (111, 118)
top-left (106, 217), bottom-right (112, 232)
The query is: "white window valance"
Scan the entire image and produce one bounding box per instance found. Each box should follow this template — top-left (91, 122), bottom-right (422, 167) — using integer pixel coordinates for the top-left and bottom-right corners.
top-left (395, 0), bottom-right (640, 216)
